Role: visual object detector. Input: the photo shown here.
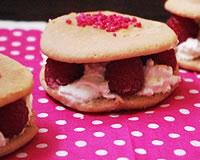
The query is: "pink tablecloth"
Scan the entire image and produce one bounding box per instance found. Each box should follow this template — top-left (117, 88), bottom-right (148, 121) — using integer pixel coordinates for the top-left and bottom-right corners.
top-left (0, 26), bottom-right (200, 160)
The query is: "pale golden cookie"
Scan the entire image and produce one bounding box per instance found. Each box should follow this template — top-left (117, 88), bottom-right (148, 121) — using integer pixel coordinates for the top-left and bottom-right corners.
top-left (0, 116), bottom-right (38, 157)
top-left (0, 54), bottom-right (33, 107)
top-left (41, 11), bottom-right (177, 63)
top-left (177, 58), bottom-right (200, 72)
top-left (165, 0), bottom-right (200, 20)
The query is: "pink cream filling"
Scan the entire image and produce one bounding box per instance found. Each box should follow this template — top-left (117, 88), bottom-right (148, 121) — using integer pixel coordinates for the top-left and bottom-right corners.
top-left (57, 59), bottom-right (180, 105)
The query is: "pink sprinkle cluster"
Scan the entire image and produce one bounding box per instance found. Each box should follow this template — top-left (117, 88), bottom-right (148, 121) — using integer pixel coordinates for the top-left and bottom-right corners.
top-left (74, 12), bottom-right (142, 32)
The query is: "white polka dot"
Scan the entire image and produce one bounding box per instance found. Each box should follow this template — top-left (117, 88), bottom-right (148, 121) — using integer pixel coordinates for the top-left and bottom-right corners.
top-left (75, 140), bottom-right (87, 147)
top-left (0, 46), bottom-right (6, 51)
top-left (27, 36), bottom-right (36, 42)
top-left (160, 104), bottom-right (170, 108)
top-left (111, 123), bottom-right (122, 129)
top-left (12, 41), bottom-right (21, 47)
top-left (73, 113), bottom-right (84, 119)
top-left (95, 149), bottom-right (108, 156)
top-left (55, 106), bottom-right (66, 111)
top-left (56, 134), bottom-right (67, 140)
top-left (197, 74), bottom-right (200, 79)
top-left (179, 108), bottom-right (190, 115)
top-left (25, 54), bottom-right (35, 60)
top-left (168, 133), bottom-right (180, 139)
top-left (116, 157), bottom-right (129, 160)
top-left (194, 103), bottom-right (200, 108)
top-left (134, 148), bottom-right (147, 155)
top-left (147, 123), bottom-right (159, 129)
top-left (113, 140), bottom-right (126, 146)
top-left (36, 143), bottom-right (48, 149)
top-left (38, 98), bottom-right (49, 104)
top-left (37, 113), bottom-right (48, 118)
top-left (109, 114), bottom-right (120, 118)
top-left (56, 150), bottom-right (68, 157)
top-left (164, 116), bottom-right (175, 122)
top-left (38, 128), bottom-right (48, 133)
top-left (92, 120), bottom-right (103, 125)
top-left (128, 116), bottom-right (139, 121)
top-left (184, 126), bottom-right (196, 132)
top-left (152, 140), bottom-right (164, 146)
top-left (0, 36), bottom-right (7, 41)
top-left (173, 149), bottom-right (186, 156)
top-left (145, 110), bottom-right (154, 114)
top-left (38, 86), bottom-right (44, 91)
top-left (26, 46), bottom-right (35, 51)
top-left (131, 131), bottom-right (143, 137)
top-left (157, 158), bottom-right (166, 160)
top-left (16, 152), bottom-right (28, 158)
top-left (183, 78), bottom-right (194, 82)
top-left (74, 127), bottom-right (86, 132)
top-left (189, 89), bottom-right (199, 94)
top-left (13, 31), bottom-right (22, 36)
top-left (190, 140), bottom-right (200, 147)
top-left (56, 120), bottom-right (67, 125)
top-left (179, 69), bottom-right (187, 73)
top-left (93, 131), bottom-right (105, 137)
top-left (174, 95), bottom-right (184, 100)
top-left (10, 50), bottom-right (20, 56)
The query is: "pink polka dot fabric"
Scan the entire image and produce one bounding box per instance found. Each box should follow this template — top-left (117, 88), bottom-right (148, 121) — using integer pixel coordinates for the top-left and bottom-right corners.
top-left (1, 28), bottom-right (200, 160)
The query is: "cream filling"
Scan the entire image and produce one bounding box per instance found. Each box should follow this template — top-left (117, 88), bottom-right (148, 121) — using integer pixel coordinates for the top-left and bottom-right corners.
top-left (176, 24), bottom-right (200, 61)
top-left (58, 63), bottom-right (117, 105)
top-left (0, 132), bottom-right (7, 147)
top-left (56, 59), bottom-right (180, 106)
top-left (176, 38), bottom-right (200, 60)
top-left (0, 94), bottom-right (32, 147)
top-left (137, 59), bottom-right (181, 96)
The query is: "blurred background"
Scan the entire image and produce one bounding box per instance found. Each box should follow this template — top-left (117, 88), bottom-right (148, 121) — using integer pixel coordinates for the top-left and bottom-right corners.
top-left (0, 0), bottom-right (169, 22)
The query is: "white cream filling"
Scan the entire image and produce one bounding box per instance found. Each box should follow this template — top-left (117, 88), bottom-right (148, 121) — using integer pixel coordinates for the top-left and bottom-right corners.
top-left (59, 63), bottom-right (117, 105)
top-left (176, 38), bottom-right (200, 60)
top-left (0, 132), bottom-right (7, 147)
top-left (57, 59), bottom-right (180, 106)
top-left (0, 95), bottom-right (32, 147)
top-left (176, 24), bottom-right (200, 61)
top-left (137, 59), bottom-right (181, 96)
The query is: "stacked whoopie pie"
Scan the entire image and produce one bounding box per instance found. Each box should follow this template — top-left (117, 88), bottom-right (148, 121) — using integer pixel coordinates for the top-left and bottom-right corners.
top-left (40, 11), bottom-right (181, 112)
top-left (165, 0), bottom-right (200, 71)
top-left (0, 54), bottom-right (37, 157)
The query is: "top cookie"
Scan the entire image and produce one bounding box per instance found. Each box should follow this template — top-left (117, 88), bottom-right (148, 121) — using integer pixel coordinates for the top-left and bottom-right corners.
top-left (0, 54), bottom-right (33, 107)
top-left (41, 11), bottom-right (177, 63)
top-left (165, 0), bottom-right (200, 20)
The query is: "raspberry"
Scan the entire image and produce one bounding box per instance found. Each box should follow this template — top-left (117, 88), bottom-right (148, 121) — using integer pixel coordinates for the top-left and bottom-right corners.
top-left (167, 15), bottom-right (199, 43)
top-left (0, 99), bottom-right (28, 138)
top-left (150, 49), bottom-right (177, 70)
top-left (105, 58), bottom-right (144, 96)
top-left (45, 58), bottom-right (84, 89)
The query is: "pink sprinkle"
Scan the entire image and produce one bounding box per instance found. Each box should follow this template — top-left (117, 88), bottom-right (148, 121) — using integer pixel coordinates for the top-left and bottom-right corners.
top-left (134, 22), bottom-right (142, 28)
top-left (75, 12), bottom-right (142, 32)
top-left (66, 19), bottom-right (72, 24)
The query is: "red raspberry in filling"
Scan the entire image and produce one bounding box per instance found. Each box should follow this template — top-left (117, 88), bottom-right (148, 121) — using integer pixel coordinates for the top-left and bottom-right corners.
top-left (45, 58), bottom-right (84, 89)
top-left (167, 15), bottom-right (199, 43)
top-left (105, 57), bottom-right (144, 96)
top-left (150, 49), bottom-right (177, 71)
top-left (0, 99), bottom-right (28, 138)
